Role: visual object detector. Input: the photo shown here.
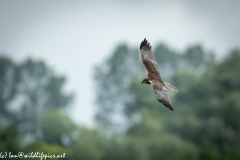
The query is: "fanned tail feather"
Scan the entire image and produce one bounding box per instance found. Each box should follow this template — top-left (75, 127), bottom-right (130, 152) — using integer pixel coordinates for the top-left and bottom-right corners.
top-left (164, 82), bottom-right (178, 92)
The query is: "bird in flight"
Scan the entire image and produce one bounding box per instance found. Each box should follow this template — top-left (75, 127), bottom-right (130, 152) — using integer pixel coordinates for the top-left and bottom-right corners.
top-left (140, 38), bottom-right (178, 111)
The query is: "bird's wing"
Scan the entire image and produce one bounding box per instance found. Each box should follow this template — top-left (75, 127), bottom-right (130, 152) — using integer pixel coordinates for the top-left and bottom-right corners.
top-left (150, 80), bottom-right (174, 111)
top-left (140, 38), bottom-right (161, 75)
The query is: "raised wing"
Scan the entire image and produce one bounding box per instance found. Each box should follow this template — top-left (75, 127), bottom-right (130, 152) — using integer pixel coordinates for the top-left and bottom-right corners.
top-left (140, 38), bottom-right (161, 75)
top-left (150, 80), bottom-right (174, 111)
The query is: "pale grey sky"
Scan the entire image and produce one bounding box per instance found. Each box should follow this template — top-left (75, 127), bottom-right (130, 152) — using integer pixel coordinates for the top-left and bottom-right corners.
top-left (1, 0), bottom-right (240, 127)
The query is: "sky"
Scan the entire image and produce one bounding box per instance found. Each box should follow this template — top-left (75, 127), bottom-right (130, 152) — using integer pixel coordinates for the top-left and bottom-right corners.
top-left (0, 0), bottom-right (240, 127)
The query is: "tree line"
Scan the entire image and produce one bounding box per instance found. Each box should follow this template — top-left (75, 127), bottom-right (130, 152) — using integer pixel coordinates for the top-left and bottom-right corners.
top-left (0, 42), bottom-right (240, 160)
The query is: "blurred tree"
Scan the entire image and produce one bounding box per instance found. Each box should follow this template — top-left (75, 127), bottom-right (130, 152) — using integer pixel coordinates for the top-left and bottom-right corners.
top-left (69, 127), bottom-right (108, 160)
top-left (94, 41), bottom-right (234, 159)
top-left (192, 49), bottom-right (240, 159)
top-left (181, 45), bottom-right (215, 74)
top-left (154, 44), bottom-right (179, 77)
top-left (1, 43), bottom-right (238, 160)
top-left (38, 110), bottom-right (79, 147)
top-left (0, 56), bottom-right (73, 141)
top-left (0, 126), bottom-right (20, 154)
top-left (0, 57), bottom-right (18, 126)
top-left (164, 49), bottom-right (240, 159)
top-left (94, 45), bottom-right (142, 130)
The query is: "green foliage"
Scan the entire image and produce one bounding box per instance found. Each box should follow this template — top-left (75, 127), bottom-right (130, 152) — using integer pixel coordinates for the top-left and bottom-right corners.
top-left (1, 44), bottom-right (239, 160)
top-left (0, 57), bottom-right (18, 123)
top-left (70, 129), bottom-right (107, 160)
top-left (0, 56), bottom-right (73, 142)
top-left (0, 126), bottom-right (20, 153)
top-left (94, 45), bottom-right (142, 129)
top-left (93, 43), bottom-right (240, 159)
top-left (38, 110), bottom-right (79, 146)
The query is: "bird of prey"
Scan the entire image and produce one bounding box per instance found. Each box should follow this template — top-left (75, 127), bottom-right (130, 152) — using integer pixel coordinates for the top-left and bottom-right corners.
top-left (140, 38), bottom-right (178, 111)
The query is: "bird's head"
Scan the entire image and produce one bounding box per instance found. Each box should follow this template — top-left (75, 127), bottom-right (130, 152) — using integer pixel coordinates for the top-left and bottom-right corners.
top-left (142, 78), bottom-right (150, 84)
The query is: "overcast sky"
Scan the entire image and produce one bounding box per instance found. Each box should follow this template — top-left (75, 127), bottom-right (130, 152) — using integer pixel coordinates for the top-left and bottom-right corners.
top-left (1, 0), bottom-right (240, 127)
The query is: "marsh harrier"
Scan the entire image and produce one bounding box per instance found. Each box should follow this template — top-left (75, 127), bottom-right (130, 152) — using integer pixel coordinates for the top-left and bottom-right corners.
top-left (140, 38), bottom-right (178, 111)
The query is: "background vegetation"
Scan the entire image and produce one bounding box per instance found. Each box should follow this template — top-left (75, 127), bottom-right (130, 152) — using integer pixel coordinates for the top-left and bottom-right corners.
top-left (1, 42), bottom-right (240, 160)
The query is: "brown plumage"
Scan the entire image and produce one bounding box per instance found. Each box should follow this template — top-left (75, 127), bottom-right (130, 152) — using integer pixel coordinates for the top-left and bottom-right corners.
top-left (140, 38), bottom-right (177, 111)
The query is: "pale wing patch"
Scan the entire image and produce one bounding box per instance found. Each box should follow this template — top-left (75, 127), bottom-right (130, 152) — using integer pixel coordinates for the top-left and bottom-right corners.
top-left (140, 49), bottom-right (155, 60)
top-left (141, 50), bottom-right (161, 75)
top-left (153, 85), bottom-right (174, 111)
top-left (150, 59), bottom-right (161, 75)
top-left (154, 86), bottom-right (168, 100)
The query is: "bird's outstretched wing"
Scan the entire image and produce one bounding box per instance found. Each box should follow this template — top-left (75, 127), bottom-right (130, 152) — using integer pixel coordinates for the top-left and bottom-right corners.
top-left (140, 38), bottom-right (161, 75)
top-left (151, 80), bottom-right (174, 111)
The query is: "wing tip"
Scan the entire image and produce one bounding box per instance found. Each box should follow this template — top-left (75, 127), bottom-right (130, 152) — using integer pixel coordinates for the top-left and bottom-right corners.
top-left (140, 38), bottom-right (151, 50)
top-left (167, 104), bottom-right (174, 111)
top-left (158, 99), bottom-right (174, 111)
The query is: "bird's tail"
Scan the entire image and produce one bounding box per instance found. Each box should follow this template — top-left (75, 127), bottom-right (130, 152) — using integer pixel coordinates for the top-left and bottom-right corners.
top-left (164, 82), bottom-right (178, 92)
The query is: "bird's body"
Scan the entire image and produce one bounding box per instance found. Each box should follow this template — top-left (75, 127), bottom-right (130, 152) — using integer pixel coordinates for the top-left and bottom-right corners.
top-left (140, 38), bottom-right (177, 111)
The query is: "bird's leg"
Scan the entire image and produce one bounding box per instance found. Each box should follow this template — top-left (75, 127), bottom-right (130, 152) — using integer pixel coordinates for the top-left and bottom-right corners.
top-left (163, 81), bottom-right (178, 92)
